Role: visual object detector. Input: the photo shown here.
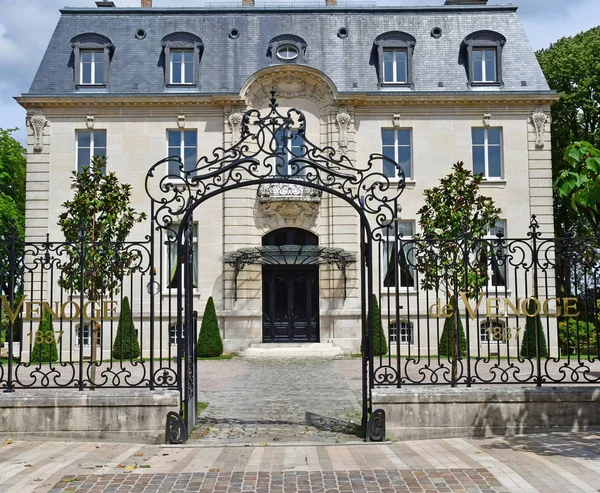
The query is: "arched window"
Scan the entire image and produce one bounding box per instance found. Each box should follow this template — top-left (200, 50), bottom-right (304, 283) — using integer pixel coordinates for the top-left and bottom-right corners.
top-left (267, 34), bottom-right (307, 64)
top-left (462, 30), bottom-right (506, 86)
top-left (70, 33), bottom-right (114, 87)
top-left (161, 32), bottom-right (204, 87)
top-left (372, 31), bottom-right (416, 88)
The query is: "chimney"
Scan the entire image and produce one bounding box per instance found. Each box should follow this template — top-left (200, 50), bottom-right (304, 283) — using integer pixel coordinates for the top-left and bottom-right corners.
top-left (326, 0), bottom-right (338, 5)
top-left (141, 0), bottom-right (152, 7)
top-left (444, 0), bottom-right (488, 5)
top-left (242, 0), bottom-right (254, 6)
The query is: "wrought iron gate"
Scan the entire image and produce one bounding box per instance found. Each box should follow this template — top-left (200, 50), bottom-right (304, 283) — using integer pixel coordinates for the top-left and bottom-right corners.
top-left (144, 91), bottom-right (406, 440)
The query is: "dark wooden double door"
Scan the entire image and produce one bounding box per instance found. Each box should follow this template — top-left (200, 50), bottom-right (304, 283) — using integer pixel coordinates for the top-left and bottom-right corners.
top-left (262, 266), bottom-right (319, 343)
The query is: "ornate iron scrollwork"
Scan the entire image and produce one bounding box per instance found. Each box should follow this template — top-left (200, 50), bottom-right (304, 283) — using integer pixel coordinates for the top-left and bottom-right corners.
top-left (366, 409), bottom-right (386, 442)
top-left (165, 411), bottom-right (187, 444)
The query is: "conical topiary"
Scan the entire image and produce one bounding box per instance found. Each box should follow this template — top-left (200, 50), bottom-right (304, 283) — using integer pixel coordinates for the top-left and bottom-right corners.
top-left (197, 296), bottom-right (223, 358)
top-left (520, 298), bottom-right (548, 358)
top-left (112, 296), bottom-right (140, 359)
top-left (30, 310), bottom-right (58, 364)
top-left (362, 295), bottom-right (388, 357)
top-left (438, 300), bottom-right (467, 357)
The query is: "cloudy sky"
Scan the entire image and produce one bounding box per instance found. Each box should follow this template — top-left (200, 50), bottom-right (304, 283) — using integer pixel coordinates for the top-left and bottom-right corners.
top-left (1, 0), bottom-right (599, 144)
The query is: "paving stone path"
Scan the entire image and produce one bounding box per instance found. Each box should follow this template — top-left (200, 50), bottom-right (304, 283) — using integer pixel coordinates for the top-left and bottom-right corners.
top-left (4, 433), bottom-right (600, 492)
top-left (190, 358), bottom-right (364, 444)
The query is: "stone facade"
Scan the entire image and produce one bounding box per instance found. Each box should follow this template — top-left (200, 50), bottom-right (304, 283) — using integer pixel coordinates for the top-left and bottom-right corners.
top-left (17, 2), bottom-right (557, 359)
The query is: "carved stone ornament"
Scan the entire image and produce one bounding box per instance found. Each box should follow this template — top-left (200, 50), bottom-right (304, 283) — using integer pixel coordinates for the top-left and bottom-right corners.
top-left (228, 111), bottom-right (244, 144)
top-left (246, 72), bottom-right (333, 109)
top-left (86, 115), bottom-right (94, 129)
top-left (177, 115), bottom-right (185, 129)
top-left (530, 107), bottom-right (549, 149)
top-left (392, 114), bottom-right (401, 127)
top-left (483, 113), bottom-right (491, 127)
top-left (28, 108), bottom-right (48, 153)
top-left (336, 109), bottom-right (351, 156)
top-left (256, 200), bottom-right (320, 231)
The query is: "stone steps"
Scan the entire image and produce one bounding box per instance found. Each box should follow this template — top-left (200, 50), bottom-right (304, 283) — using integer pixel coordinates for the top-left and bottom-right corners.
top-left (235, 342), bottom-right (346, 358)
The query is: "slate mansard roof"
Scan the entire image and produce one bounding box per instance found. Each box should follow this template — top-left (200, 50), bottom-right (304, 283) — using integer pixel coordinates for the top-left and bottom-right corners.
top-left (25, 4), bottom-right (553, 98)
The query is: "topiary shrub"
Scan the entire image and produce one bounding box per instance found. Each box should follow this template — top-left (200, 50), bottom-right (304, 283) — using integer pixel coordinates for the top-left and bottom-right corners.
top-left (197, 296), bottom-right (223, 358)
top-left (520, 299), bottom-right (548, 358)
top-left (112, 296), bottom-right (140, 360)
top-left (362, 295), bottom-right (387, 357)
top-left (30, 310), bottom-right (58, 364)
top-left (438, 301), bottom-right (467, 357)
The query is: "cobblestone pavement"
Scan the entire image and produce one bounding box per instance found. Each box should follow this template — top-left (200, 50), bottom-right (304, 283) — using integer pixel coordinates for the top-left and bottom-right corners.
top-left (190, 358), bottom-right (364, 444)
top-left (2, 433), bottom-right (600, 492)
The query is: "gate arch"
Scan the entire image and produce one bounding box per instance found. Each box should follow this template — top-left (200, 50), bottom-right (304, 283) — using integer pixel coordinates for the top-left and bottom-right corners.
top-left (145, 91), bottom-right (406, 440)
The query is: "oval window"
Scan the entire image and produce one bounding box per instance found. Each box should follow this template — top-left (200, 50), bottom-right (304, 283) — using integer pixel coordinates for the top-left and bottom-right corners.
top-left (276, 44), bottom-right (299, 61)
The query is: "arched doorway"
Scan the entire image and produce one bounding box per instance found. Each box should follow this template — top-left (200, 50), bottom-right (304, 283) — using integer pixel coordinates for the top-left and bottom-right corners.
top-left (262, 228), bottom-right (319, 343)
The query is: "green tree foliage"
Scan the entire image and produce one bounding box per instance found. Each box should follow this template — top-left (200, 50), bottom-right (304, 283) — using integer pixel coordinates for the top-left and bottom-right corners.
top-left (519, 299), bottom-right (548, 358)
top-left (0, 128), bottom-right (26, 241)
top-left (558, 318), bottom-right (597, 356)
top-left (58, 155), bottom-right (147, 297)
top-left (416, 162), bottom-right (501, 297)
top-left (416, 162), bottom-right (499, 379)
top-left (438, 302), bottom-right (466, 357)
top-left (197, 296), bottom-right (223, 358)
top-left (58, 156), bottom-right (146, 368)
top-left (30, 311), bottom-right (58, 364)
top-left (537, 27), bottom-right (600, 236)
top-left (112, 296), bottom-right (140, 360)
top-left (555, 142), bottom-right (600, 235)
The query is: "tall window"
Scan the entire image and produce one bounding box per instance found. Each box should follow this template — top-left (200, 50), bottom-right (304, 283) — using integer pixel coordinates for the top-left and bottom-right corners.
top-left (164, 222), bottom-right (199, 290)
top-left (170, 50), bottom-right (194, 84)
top-left (382, 221), bottom-right (415, 289)
top-left (472, 48), bottom-right (497, 83)
top-left (167, 130), bottom-right (197, 178)
top-left (463, 31), bottom-right (505, 86)
top-left (472, 128), bottom-right (502, 179)
top-left (80, 50), bottom-right (105, 85)
top-left (383, 49), bottom-right (407, 84)
top-left (480, 221), bottom-right (507, 288)
top-left (373, 31), bottom-right (416, 87)
top-left (77, 130), bottom-right (106, 173)
top-left (275, 129), bottom-right (304, 177)
top-left (389, 320), bottom-right (413, 345)
top-left (382, 129), bottom-right (412, 179)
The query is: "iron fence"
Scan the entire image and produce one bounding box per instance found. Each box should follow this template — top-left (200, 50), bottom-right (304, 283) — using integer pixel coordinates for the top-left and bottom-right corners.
top-left (0, 232), bottom-right (183, 392)
top-left (372, 217), bottom-right (600, 387)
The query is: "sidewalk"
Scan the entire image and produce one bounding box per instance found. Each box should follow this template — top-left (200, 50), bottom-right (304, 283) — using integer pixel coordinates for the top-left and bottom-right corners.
top-left (1, 432), bottom-right (600, 492)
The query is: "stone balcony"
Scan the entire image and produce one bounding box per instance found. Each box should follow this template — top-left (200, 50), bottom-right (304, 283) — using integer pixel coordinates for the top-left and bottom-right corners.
top-left (257, 178), bottom-right (322, 203)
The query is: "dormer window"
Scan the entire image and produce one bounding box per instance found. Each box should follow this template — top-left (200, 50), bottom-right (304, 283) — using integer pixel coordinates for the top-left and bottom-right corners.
top-left (463, 30), bottom-right (506, 86)
top-left (268, 35), bottom-right (307, 64)
top-left (70, 33), bottom-right (113, 88)
top-left (161, 32), bottom-right (203, 87)
top-left (373, 32), bottom-right (416, 88)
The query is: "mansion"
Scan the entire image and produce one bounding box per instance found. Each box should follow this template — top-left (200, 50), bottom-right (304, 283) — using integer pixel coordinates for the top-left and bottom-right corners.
top-left (17, 0), bottom-right (557, 358)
